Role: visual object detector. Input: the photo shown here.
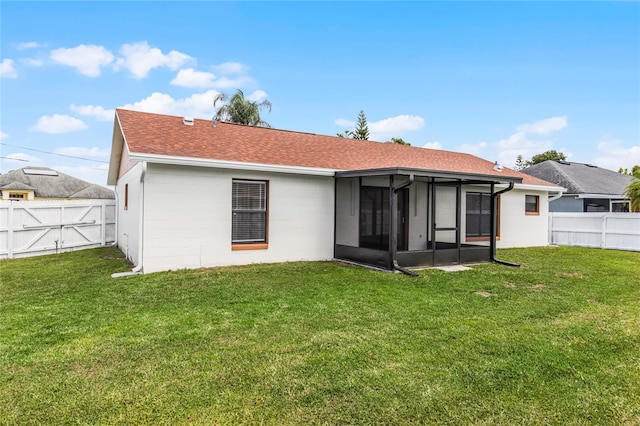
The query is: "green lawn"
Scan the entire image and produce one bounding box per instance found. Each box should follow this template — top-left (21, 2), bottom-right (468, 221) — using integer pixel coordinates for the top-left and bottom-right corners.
top-left (1, 246), bottom-right (639, 425)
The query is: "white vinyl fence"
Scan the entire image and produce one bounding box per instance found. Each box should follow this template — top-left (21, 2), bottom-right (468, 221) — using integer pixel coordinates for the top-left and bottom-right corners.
top-left (0, 199), bottom-right (116, 259)
top-left (549, 213), bottom-right (640, 252)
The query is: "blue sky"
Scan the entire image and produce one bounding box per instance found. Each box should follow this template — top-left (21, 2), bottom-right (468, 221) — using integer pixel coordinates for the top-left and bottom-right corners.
top-left (1, 1), bottom-right (639, 185)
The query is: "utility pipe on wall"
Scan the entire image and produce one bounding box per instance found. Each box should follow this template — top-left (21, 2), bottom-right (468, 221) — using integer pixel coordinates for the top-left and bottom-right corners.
top-left (390, 174), bottom-right (418, 277)
top-left (491, 182), bottom-right (520, 267)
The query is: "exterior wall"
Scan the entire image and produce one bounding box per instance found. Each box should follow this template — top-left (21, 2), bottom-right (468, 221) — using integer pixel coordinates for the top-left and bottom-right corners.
top-left (140, 163), bottom-right (335, 273)
top-left (2, 190), bottom-right (35, 201)
top-left (116, 162), bottom-right (143, 265)
top-left (550, 196), bottom-right (582, 212)
top-left (497, 187), bottom-right (550, 248)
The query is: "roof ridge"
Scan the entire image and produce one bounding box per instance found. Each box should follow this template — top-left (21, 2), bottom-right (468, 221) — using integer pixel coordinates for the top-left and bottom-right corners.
top-left (549, 160), bottom-right (584, 193)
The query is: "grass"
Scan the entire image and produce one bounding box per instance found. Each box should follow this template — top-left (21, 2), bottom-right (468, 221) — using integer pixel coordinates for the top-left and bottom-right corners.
top-left (1, 246), bottom-right (639, 425)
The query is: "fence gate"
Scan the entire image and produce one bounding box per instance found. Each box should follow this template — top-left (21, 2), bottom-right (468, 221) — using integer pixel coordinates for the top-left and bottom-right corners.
top-left (0, 200), bottom-right (116, 259)
top-left (549, 213), bottom-right (640, 252)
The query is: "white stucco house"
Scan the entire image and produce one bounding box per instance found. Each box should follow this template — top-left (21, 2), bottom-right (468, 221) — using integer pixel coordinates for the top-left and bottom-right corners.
top-left (108, 109), bottom-right (563, 274)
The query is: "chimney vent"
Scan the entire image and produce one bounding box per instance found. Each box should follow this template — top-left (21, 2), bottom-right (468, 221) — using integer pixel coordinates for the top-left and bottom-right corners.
top-left (183, 117), bottom-right (194, 126)
top-left (493, 161), bottom-right (503, 172)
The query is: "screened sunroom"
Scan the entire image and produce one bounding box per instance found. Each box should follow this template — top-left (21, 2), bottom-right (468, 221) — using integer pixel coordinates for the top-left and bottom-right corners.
top-left (333, 168), bottom-right (523, 274)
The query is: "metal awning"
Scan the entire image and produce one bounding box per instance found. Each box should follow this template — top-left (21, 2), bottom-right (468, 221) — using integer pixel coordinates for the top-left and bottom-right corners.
top-left (335, 167), bottom-right (523, 184)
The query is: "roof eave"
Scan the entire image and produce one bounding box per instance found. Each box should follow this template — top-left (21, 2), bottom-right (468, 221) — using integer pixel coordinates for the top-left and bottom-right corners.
top-left (127, 152), bottom-right (337, 177)
top-left (107, 111), bottom-right (124, 186)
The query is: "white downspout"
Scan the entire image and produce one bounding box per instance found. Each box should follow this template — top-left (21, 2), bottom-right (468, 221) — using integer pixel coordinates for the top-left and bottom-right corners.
top-left (131, 162), bottom-right (146, 272)
top-left (112, 162), bottom-right (146, 278)
top-left (109, 185), bottom-right (118, 246)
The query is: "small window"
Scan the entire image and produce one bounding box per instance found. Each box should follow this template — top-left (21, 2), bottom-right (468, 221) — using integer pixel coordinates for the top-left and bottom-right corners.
top-left (124, 184), bottom-right (129, 211)
top-left (525, 195), bottom-right (540, 215)
top-left (232, 179), bottom-right (268, 247)
top-left (9, 193), bottom-right (25, 199)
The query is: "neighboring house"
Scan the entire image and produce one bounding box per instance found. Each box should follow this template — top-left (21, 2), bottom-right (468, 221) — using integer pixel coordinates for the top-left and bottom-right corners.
top-left (108, 109), bottom-right (563, 274)
top-left (0, 167), bottom-right (114, 200)
top-left (521, 161), bottom-right (633, 212)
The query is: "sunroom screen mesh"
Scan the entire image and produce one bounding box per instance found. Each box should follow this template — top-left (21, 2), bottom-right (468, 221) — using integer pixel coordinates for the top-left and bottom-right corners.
top-left (232, 180), bottom-right (267, 243)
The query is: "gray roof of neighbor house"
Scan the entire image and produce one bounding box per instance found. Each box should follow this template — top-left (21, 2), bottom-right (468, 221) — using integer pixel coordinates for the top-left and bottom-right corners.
top-left (521, 160), bottom-right (634, 195)
top-left (0, 167), bottom-right (114, 199)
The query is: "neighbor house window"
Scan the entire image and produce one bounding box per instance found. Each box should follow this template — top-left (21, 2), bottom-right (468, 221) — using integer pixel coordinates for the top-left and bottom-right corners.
top-left (525, 195), bottom-right (540, 215)
top-left (466, 192), bottom-right (499, 240)
top-left (232, 179), bottom-right (268, 249)
top-left (8, 193), bottom-right (25, 200)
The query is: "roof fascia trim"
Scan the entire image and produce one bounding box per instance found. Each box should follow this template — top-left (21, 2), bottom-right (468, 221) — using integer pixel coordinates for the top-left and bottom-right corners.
top-left (575, 193), bottom-right (626, 199)
top-left (128, 153), bottom-right (337, 177)
top-left (513, 183), bottom-right (566, 192)
top-left (107, 112), bottom-right (125, 185)
top-left (335, 167), bottom-right (523, 184)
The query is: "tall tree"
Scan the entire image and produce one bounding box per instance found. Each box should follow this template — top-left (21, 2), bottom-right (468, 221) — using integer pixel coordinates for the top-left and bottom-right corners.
top-left (625, 178), bottom-right (640, 212)
top-left (213, 89), bottom-right (272, 127)
top-left (514, 155), bottom-right (526, 171)
top-left (529, 150), bottom-right (567, 166)
top-left (337, 110), bottom-right (370, 140)
top-left (352, 110), bottom-right (370, 140)
top-left (619, 165), bottom-right (640, 178)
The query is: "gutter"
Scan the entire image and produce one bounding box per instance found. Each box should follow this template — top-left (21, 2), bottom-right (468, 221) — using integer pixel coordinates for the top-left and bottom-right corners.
top-left (491, 182), bottom-right (520, 267)
top-left (548, 192), bottom-right (563, 202)
top-left (390, 174), bottom-right (418, 277)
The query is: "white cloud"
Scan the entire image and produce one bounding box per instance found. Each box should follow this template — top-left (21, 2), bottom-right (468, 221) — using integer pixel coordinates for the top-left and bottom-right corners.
top-left (2, 152), bottom-right (41, 164)
top-left (17, 41), bottom-right (41, 50)
top-left (30, 114), bottom-right (88, 134)
top-left (120, 90), bottom-right (220, 119)
top-left (50, 44), bottom-right (114, 77)
top-left (55, 164), bottom-right (110, 186)
top-left (21, 58), bottom-right (43, 67)
top-left (212, 62), bottom-right (248, 74)
top-left (171, 68), bottom-right (255, 89)
top-left (70, 104), bottom-right (115, 121)
top-left (0, 131), bottom-right (8, 140)
top-left (334, 118), bottom-right (354, 128)
top-left (246, 90), bottom-right (268, 102)
top-left (459, 116), bottom-right (570, 167)
top-left (210, 76), bottom-right (256, 89)
top-left (495, 131), bottom-right (555, 166)
top-left (594, 140), bottom-right (640, 171)
top-left (423, 141), bottom-right (442, 150)
top-left (517, 116), bottom-right (567, 135)
top-left (457, 141), bottom-right (489, 156)
top-left (115, 41), bottom-right (192, 79)
top-left (369, 115), bottom-right (425, 141)
top-left (171, 68), bottom-right (217, 88)
top-left (1, 59), bottom-right (18, 78)
top-left (54, 146), bottom-right (110, 158)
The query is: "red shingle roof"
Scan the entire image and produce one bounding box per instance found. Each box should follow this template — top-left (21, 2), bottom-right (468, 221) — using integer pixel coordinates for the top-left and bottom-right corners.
top-left (115, 108), bottom-right (556, 187)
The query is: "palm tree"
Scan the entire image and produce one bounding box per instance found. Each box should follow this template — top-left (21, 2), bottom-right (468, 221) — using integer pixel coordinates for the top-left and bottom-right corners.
top-left (625, 178), bottom-right (640, 212)
top-left (213, 89), bottom-right (272, 127)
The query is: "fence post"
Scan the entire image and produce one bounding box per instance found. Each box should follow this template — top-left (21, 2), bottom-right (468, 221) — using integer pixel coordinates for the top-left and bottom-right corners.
top-left (7, 202), bottom-right (14, 259)
top-left (548, 213), bottom-right (553, 245)
top-left (101, 200), bottom-right (106, 246)
top-left (601, 214), bottom-right (607, 249)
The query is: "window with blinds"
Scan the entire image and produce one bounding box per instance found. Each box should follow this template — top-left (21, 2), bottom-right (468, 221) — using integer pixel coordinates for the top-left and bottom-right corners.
top-left (232, 180), bottom-right (268, 243)
top-left (525, 195), bottom-right (540, 214)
